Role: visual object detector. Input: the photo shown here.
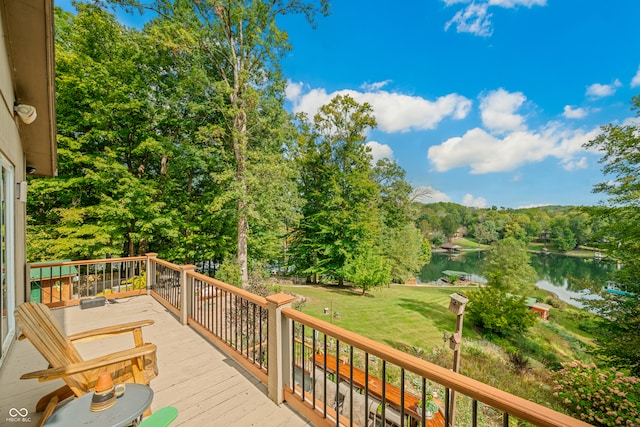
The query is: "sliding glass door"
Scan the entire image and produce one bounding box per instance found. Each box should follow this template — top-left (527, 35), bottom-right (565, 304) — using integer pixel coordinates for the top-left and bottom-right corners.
top-left (0, 156), bottom-right (14, 363)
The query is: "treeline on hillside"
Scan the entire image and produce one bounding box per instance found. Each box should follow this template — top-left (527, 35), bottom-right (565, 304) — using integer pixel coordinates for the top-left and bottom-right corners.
top-left (27, 2), bottom-right (428, 288)
top-left (416, 202), bottom-right (607, 252)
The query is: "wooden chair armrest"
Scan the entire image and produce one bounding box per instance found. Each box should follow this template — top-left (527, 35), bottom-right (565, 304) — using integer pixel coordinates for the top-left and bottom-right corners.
top-left (20, 343), bottom-right (157, 381)
top-left (68, 320), bottom-right (154, 343)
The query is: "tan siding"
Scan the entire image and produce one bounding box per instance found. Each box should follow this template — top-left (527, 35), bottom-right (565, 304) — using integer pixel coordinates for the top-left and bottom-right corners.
top-left (0, 7), bottom-right (30, 351)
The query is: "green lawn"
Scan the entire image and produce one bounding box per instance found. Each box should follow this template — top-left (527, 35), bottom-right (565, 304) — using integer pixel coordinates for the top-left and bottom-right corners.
top-left (452, 237), bottom-right (490, 250)
top-left (281, 284), bottom-right (482, 351)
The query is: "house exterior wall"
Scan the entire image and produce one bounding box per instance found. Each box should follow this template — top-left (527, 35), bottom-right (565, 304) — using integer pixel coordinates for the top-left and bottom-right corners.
top-left (0, 8), bottom-right (29, 365)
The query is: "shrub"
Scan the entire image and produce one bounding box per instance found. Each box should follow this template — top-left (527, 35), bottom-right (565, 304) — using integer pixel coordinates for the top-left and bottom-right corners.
top-left (216, 258), bottom-right (242, 287)
top-left (343, 248), bottom-right (391, 295)
top-left (578, 320), bottom-right (599, 334)
top-left (508, 351), bottom-right (531, 374)
top-left (466, 288), bottom-right (536, 337)
top-left (553, 360), bottom-right (640, 426)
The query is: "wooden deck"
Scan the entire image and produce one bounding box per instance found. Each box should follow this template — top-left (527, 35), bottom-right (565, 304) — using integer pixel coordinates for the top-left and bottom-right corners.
top-left (0, 295), bottom-right (310, 426)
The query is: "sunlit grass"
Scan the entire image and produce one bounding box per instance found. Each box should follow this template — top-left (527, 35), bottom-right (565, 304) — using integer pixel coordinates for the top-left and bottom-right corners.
top-left (282, 284), bottom-right (482, 350)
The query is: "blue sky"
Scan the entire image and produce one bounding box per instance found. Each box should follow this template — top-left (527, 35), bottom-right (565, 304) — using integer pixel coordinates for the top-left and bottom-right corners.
top-left (57, 0), bottom-right (640, 208)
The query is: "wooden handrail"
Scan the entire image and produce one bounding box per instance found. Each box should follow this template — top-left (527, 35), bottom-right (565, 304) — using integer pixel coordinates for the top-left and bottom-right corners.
top-left (282, 307), bottom-right (592, 427)
top-left (28, 257), bottom-right (147, 269)
top-left (151, 257), bottom-right (182, 270)
top-left (188, 271), bottom-right (268, 308)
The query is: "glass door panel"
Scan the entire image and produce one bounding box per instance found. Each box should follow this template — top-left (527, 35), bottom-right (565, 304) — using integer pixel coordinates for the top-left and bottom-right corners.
top-left (0, 160), bottom-right (14, 362)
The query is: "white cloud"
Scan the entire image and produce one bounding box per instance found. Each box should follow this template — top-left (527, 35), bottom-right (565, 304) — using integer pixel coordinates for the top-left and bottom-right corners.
top-left (480, 88), bottom-right (527, 133)
top-left (361, 80), bottom-right (392, 92)
top-left (562, 156), bottom-right (588, 171)
top-left (563, 105), bottom-right (588, 119)
top-left (586, 79), bottom-right (622, 98)
top-left (462, 193), bottom-right (488, 208)
top-left (445, 3), bottom-right (493, 37)
top-left (442, 0), bottom-right (471, 5)
top-left (622, 116), bottom-right (640, 127)
top-left (443, 0), bottom-right (546, 37)
top-left (366, 141), bottom-right (393, 163)
top-left (489, 0), bottom-right (546, 7)
top-left (288, 83), bottom-right (472, 133)
top-left (285, 81), bottom-right (304, 102)
top-left (517, 203), bottom-right (551, 209)
top-left (427, 124), bottom-right (600, 174)
top-left (412, 186), bottom-right (451, 203)
top-left (631, 66), bottom-right (640, 88)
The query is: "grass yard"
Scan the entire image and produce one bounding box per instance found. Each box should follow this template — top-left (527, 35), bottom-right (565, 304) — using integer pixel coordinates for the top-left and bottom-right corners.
top-left (281, 284), bottom-right (482, 351)
top-left (451, 237), bottom-right (490, 250)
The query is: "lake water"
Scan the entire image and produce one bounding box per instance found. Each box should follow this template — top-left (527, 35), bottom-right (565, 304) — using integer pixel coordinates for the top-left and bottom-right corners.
top-left (420, 251), bottom-right (618, 307)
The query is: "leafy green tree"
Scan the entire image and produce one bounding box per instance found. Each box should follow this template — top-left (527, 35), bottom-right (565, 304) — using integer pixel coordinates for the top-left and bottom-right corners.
top-left (112, 0), bottom-right (328, 287)
top-left (483, 237), bottom-right (536, 293)
top-left (29, 5), bottom-right (170, 261)
top-left (440, 215), bottom-right (459, 241)
top-left (550, 216), bottom-right (577, 251)
top-left (380, 224), bottom-right (428, 283)
top-left (581, 94), bottom-right (640, 373)
top-left (474, 219), bottom-right (499, 244)
top-left (469, 237), bottom-right (537, 341)
top-left (466, 288), bottom-right (536, 338)
top-left (373, 158), bottom-right (414, 228)
top-left (344, 248), bottom-right (391, 295)
top-left (568, 212), bottom-right (592, 248)
top-left (504, 214), bottom-right (531, 243)
top-left (504, 221), bottom-right (529, 243)
top-left (291, 95), bottom-right (380, 284)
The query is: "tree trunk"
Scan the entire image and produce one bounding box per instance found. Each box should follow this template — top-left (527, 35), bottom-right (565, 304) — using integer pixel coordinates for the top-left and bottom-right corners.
top-left (233, 107), bottom-right (249, 288)
top-left (237, 198), bottom-right (249, 287)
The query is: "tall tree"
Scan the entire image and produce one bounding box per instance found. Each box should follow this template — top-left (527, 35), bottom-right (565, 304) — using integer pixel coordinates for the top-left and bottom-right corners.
top-left (110, 0), bottom-right (328, 288)
top-left (582, 94), bottom-right (640, 374)
top-left (483, 237), bottom-right (536, 293)
top-left (29, 5), bottom-right (171, 260)
top-left (291, 95), bottom-right (379, 284)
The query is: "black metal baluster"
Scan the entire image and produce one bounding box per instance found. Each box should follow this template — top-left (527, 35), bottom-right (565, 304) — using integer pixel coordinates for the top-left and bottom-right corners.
top-left (421, 378), bottom-right (426, 427)
top-left (323, 334), bottom-right (327, 418)
top-left (381, 361), bottom-right (386, 426)
top-left (445, 386), bottom-right (450, 427)
top-left (301, 324), bottom-right (305, 400)
top-left (400, 368), bottom-right (405, 427)
top-left (472, 399), bottom-right (478, 427)
top-left (336, 339), bottom-right (340, 427)
top-left (252, 305), bottom-right (257, 364)
top-left (312, 329), bottom-right (317, 410)
top-left (365, 354), bottom-right (369, 426)
top-left (349, 346), bottom-right (354, 427)
top-left (291, 320), bottom-right (296, 396)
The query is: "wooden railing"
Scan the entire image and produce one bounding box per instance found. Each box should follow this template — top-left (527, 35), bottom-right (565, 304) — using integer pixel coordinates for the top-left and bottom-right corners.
top-left (281, 308), bottom-right (593, 427)
top-left (185, 271), bottom-right (269, 382)
top-left (29, 255), bottom-right (593, 427)
top-left (27, 257), bottom-right (147, 308)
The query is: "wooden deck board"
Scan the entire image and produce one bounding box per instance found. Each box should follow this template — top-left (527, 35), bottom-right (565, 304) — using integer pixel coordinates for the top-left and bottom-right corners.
top-left (0, 295), bottom-right (310, 426)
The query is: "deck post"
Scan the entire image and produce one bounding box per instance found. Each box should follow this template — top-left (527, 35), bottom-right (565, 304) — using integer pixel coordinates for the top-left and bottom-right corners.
top-left (145, 253), bottom-right (158, 295)
top-left (180, 265), bottom-right (196, 326)
top-left (266, 293), bottom-right (296, 404)
top-left (25, 262), bottom-right (32, 303)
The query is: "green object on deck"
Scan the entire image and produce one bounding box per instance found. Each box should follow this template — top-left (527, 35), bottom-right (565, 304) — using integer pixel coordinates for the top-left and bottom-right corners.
top-left (30, 283), bottom-right (41, 303)
top-left (138, 406), bottom-right (178, 427)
